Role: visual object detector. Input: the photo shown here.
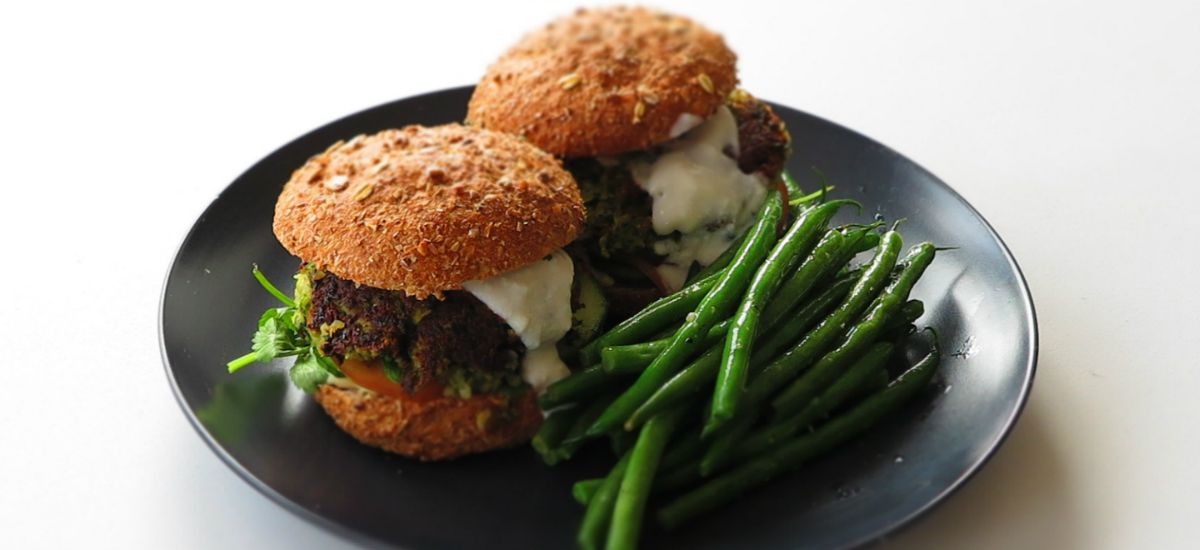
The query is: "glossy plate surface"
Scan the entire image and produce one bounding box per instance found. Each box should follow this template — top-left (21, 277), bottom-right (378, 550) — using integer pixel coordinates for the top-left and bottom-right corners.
top-left (161, 87), bottom-right (1037, 550)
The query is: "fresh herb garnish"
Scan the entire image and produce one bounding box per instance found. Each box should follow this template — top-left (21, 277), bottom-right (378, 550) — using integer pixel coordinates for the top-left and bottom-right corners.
top-left (382, 354), bottom-right (404, 384)
top-left (226, 265), bottom-right (344, 393)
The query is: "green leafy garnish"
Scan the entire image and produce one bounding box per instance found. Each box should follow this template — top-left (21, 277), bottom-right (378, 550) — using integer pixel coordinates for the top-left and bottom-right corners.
top-left (382, 354), bottom-right (403, 384)
top-left (253, 266), bottom-right (296, 307)
top-left (227, 265), bottom-right (343, 393)
top-left (289, 350), bottom-right (336, 393)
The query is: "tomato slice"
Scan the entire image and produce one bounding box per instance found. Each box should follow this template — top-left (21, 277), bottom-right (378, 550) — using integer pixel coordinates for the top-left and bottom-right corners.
top-left (336, 358), bottom-right (445, 402)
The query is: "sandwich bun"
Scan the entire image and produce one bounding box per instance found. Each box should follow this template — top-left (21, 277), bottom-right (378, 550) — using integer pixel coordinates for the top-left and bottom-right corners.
top-left (315, 380), bottom-right (543, 461)
top-left (467, 6), bottom-right (738, 158)
top-left (273, 124), bottom-right (585, 299)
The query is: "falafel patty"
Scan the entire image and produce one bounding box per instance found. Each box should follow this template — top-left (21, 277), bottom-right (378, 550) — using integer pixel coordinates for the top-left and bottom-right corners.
top-left (300, 264), bottom-right (526, 398)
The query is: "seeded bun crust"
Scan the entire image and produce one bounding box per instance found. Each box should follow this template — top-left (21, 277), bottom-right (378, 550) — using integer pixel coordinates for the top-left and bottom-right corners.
top-left (274, 125), bottom-right (585, 299)
top-left (314, 385), bottom-right (542, 461)
top-left (467, 6), bottom-right (738, 158)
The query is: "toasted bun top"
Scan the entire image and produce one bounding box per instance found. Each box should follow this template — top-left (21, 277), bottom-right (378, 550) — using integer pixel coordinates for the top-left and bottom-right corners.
top-left (273, 125), bottom-right (584, 299)
top-left (467, 6), bottom-right (738, 158)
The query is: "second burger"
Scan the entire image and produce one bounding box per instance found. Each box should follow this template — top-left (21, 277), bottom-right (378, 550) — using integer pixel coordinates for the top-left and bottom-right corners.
top-left (468, 6), bottom-right (792, 304)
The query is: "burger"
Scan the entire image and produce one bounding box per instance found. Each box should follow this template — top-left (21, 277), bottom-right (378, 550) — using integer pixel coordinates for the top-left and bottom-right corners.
top-left (253, 124), bottom-right (587, 460)
top-left (467, 6), bottom-right (791, 316)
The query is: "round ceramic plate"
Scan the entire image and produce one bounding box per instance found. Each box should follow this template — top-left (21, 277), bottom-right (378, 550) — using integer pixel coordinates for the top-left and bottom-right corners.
top-left (161, 87), bottom-right (1037, 550)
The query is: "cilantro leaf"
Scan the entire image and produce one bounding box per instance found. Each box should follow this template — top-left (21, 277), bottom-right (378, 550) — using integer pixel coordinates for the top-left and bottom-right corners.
top-left (289, 351), bottom-right (332, 393)
top-left (251, 315), bottom-right (301, 363)
top-left (253, 265), bottom-right (296, 308)
top-left (315, 353), bottom-right (345, 378)
top-left (231, 266), bottom-right (345, 390)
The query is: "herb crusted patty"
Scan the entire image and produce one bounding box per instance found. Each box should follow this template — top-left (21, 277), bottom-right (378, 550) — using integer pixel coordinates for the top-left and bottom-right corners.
top-left (299, 264), bottom-right (527, 398)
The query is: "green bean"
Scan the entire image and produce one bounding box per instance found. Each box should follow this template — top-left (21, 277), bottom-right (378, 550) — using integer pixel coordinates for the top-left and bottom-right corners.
top-left (656, 334), bottom-right (941, 530)
top-left (607, 407), bottom-right (688, 550)
top-left (877, 299), bottom-right (924, 343)
top-left (851, 368), bottom-right (890, 402)
top-left (692, 231), bottom-right (902, 472)
top-left (782, 170), bottom-right (804, 207)
top-left (602, 229), bottom-right (852, 378)
top-left (557, 392), bottom-right (621, 461)
top-left (755, 229), bottom-right (849, 332)
top-left (585, 191), bottom-right (786, 438)
top-left (698, 410), bottom-right (758, 475)
top-left (610, 428), bottom-right (639, 457)
top-left (725, 229), bottom-right (903, 422)
top-left (597, 249), bottom-right (844, 377)
top-left (739, 223), bottom-right (878, 365)
top-left (580, 270), bottom-right (727, 365)
top-left (532, 404), bottom-right (584, 465)
top-left (578, 452), bottom-right (631, 550)
top-left (601, 343), bottom-right (664, 375)
top-left (539, 365), bottom-right (631, 410)
top-left (659, 425), bottom-right (707, 471)
top-left (652, 457), bottom-right (704, 496)
top-left (772, 242), bottom-right (936, 418)
top-left (742, 271), bottom-right (861, 375)
top-left (849, 229), bottom-right (882, 255)
top-left (713, 201), bottom-right (857, 425)
top-left (574, 478), bottom-right (605, 505)
top-left (880, 323), bottom-right (916, 343)
top-left (601, 317), bottom-right (730, 375)
top-left (626, 273), bottom-right (860, 428)
top-left (732, 342), bottom-right (894, 464)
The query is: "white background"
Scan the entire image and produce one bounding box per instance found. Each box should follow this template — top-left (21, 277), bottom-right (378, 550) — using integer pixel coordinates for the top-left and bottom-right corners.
top-left (2, 1), bottom-right (1198, 548)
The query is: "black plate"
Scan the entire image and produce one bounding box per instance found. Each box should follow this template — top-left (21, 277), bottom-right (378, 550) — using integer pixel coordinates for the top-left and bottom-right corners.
top-left (161, 87), bottom-right (1037, 550)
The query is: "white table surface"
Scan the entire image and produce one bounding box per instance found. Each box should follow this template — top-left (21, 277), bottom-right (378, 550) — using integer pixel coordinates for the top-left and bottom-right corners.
top-left (3, 1), bottom-right (1198, 548)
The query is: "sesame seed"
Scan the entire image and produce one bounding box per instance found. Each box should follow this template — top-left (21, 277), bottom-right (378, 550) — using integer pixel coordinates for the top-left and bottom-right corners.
top-left (558, 73), bottom-right (583, 90)
top-left (325, 175), bottom-right (349, 191)
top-left (633, 100), bottom-right (646, 123)
top-left (366, 159), bottom-right (390, 176)
top-left (351, 183), bottom-right (374, 201)
top-left (698, 74), bottom-right (715, 94)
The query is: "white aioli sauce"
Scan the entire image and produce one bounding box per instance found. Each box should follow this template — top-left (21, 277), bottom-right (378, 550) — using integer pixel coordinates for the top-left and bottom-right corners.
top-left (462, 249), bottom-right (575, 391)
top-left (669, 113), bottom-right (705, 138)
top-left (632, 107), bottom-right (768, 291)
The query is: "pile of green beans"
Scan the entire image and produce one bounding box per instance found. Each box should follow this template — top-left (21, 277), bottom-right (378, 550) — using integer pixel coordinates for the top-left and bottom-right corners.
top-left (534, 178), bottom-right (943, 550)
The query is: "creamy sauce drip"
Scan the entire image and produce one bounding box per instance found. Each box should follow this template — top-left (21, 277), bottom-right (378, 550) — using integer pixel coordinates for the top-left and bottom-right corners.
top-left (632, 107), bottom-right (768, 291)
top-left (462, 249), bottom-right (574, 391)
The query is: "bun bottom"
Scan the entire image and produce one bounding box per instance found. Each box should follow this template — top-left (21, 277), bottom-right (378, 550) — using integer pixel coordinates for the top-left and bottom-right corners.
top-left (314, 384), bottom-right (543, 461)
